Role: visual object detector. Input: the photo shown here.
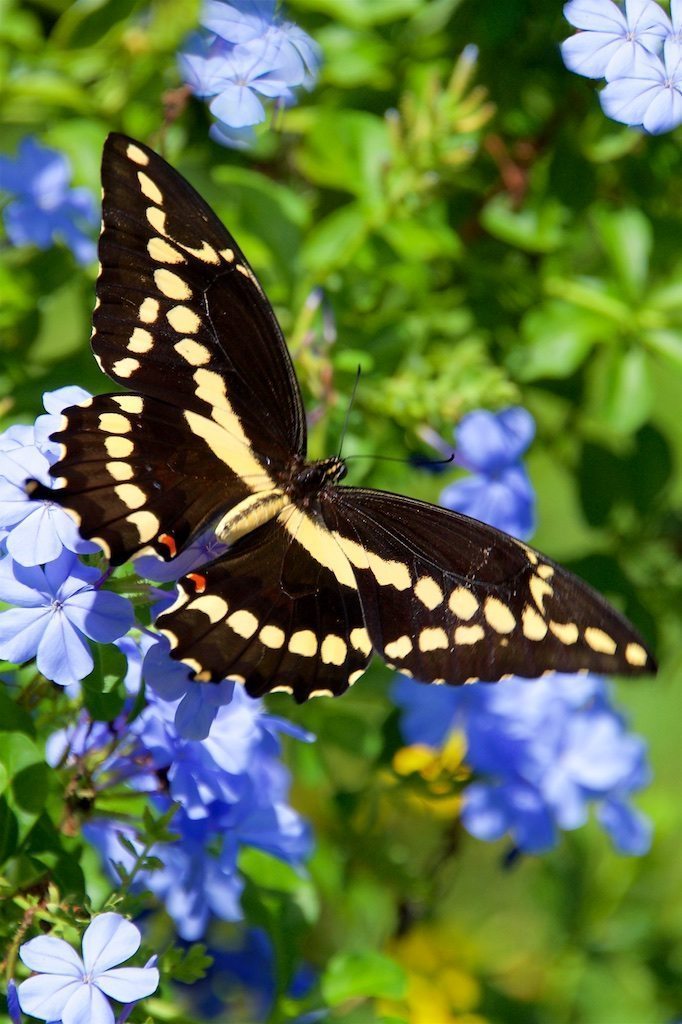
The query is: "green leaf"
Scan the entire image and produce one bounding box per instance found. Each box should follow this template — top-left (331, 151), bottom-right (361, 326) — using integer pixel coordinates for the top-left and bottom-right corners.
top-left (322, 951), bottom-right (406, 1005)
top-left (294, 0), bottom-right (422, 27)
top-left (593, 206), bottom-right (652, 300)
top-left (295, 110), bottom-right (390, 209)
top-left (513, 301), bottom-right (603, 380)
top-left (301, 203), bottom-right (368, 274)
top-left (239, 847), bottom-right (306, 895)
top-left (585, 344), bottom-right (653, 434)
top-left (480, 194), bottom-right (568, 253)
top-left (29, 279), bottom-right (92, 365)
top-left (0, 734), bottom-right (49, 853)
top-left (644, 329), bottom-right (682, 370)
top-left (82, 642), bottom-right (127, 721)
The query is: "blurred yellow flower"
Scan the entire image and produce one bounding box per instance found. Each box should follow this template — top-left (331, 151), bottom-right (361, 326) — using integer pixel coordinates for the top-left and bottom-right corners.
top-left (379, 923), bottom-right (488, 1024)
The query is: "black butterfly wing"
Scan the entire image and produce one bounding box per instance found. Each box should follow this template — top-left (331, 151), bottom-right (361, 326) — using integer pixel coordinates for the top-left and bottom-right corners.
top-left (31, 133), bottom-right (305, 565)
top-left (93, 133), bottom-right (306, 460)
top-left (319, 487), bottom-right (656, 684)
top-left (156, 507), bottom-right (372, 703)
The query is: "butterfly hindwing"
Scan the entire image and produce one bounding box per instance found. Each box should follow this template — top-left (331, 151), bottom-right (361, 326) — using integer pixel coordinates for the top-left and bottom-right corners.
top-left (94, 133), bottom-right (306, 462)
top-left (319, 488), bottom-right (655, 684)
top-left (156, 509), bottom-right (372, 703)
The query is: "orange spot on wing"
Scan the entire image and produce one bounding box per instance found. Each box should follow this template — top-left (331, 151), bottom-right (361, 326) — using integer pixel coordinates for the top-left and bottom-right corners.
top-left (187, 572), bottom-right (206, 594)
top-left (159, 533), bottom-right (177, 557)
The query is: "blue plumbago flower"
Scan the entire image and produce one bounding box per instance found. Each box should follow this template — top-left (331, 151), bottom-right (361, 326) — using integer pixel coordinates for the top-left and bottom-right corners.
top-left (0, 387), bottom-right (97, 566)
top-left (178, 0), bottom-right (320, 145)
top-left (0, 137), bottom-right (98, 264)
top-left (561, 0), bottom-right (671, 79)
top-left (393, 673), bottom-right (651, 855)
top-left (440, 407), bottom-right (536, 540)
top-left (561, 0), bottom-right (682, 132)
top-left (0, 550), bottom-right (134, 687)
top-left (142, 635), bottom-right (238, 740)
top-left (80, 689), bottom-right (312, 940)
top-left (601, 38), bottom-right (682, 131)
top-left (17, 912), bottom-right (159, 1024)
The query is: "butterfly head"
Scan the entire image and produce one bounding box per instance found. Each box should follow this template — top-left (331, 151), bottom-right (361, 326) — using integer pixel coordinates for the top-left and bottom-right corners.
top-left (288, 456), bottom-right (347, 502)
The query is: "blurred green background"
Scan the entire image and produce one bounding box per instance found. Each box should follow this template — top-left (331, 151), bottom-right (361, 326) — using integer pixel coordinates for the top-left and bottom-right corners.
top-left (1, 1), bottom-right (681, 1022)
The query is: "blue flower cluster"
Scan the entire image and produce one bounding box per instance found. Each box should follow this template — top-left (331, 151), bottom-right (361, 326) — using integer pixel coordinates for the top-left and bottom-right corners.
top-left (0, 137), bottom-right (97, 264)
top-left (14, 913), bottom-right (158, 1024)
top-left (439, 406), bottom-right (536, 540)
top-left (393, 673), bottom-right (651, 855)
top-left (561, 0), bottom-right (682, 133)
top-left (396, 404), bottom-right (651, 855)
top-left (49, 636), bottom-right (313, 941)
top-left (179, 0), bottom-right (321, 148)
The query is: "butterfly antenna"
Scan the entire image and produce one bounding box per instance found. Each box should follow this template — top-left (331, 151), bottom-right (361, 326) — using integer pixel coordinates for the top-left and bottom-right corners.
top-left (337, 365), bottom-right (362, 459)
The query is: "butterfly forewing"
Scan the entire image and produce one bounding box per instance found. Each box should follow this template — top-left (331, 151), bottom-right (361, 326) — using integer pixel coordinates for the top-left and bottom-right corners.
top-left (319, 488), bottom-right (656, 684)
top-left (95, 133), bottom-right (306, 462)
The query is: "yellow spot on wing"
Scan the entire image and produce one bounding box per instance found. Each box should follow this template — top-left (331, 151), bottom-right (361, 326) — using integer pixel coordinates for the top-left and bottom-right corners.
top-left (418, 627), bottom-right (448, 652)
top-left (385, 635), bottom-right (413, 660)
top-left (260, 625), bottom-right (286, 649)
top-left (115, 483), bottom-right (146, 509)
top-left (175, 338), bottom-right (211, 366)
top-left (529, 575), bottom-right (554, 615)
top-left (350, 627), bottom-right (372, 655)
top-left (127, 510), bottom-right (160, 542)
top-left (154, 269), bottom-right (191, 300)
top-left (227, 610), bottom-right (259, 639)
top-left (128, 328), bottom-right (154, 353)
top-left (414, 576), bottom-right (444, 610)
top-left (99, 413), bottom-right (130, 434)
top-left (549, 620), bottom-right (579, 644)
top-left (448, 587), bottom-right (478, 620)
top-left (106, 461), bottom-right (133, 482)
top-left (584, 626), bottom-right (617, 655)
top-left (321, 635), bottom-right (347, 665)
top-left (348, 669), bottom-right (365, 686)
top-left (112, 357), bottom-right (140, 378)
top-left (113, 395), bottom-right (144, 414)
top-left (625, 642), bottom-right (647, 667)
top-left (139, 297), bottom-right (159, 323)
top-left (454, 624), bottom-right (485, 645)
top-left (146, 207), bottom-right (167, 234)
top-left (104, 436), bottom-right (134, 458)
top-left (289, 630), bottom-right (318, 657)
top-left (189, 595), bottom-right (229, 624)
top-left (167, 305), bottom-right (201, 334)
top-left (484, 596), bottom-right (516, 634)
top-left (137, 171), bottom-right (163, 204)
top-left (148, 237), bottom-right (185, 264)
top-left (521, 604), bottom-right (548, 641)
top-left (126, 143), bottom-right (149, 166)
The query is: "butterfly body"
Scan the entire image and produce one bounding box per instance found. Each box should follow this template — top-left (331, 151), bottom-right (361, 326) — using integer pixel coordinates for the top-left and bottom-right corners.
top-left (29, 134), bottom-right (656, 702)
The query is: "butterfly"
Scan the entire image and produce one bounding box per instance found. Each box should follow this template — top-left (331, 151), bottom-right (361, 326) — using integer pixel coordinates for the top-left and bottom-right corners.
top-left (30, 133), bottom-right (656, 702)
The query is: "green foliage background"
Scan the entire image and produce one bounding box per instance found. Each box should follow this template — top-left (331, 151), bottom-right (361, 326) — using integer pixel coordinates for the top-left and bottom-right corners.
top-left (1, 1), bottom-right (681, 1022)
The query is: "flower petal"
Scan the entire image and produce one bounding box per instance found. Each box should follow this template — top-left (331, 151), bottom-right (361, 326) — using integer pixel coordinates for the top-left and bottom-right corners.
top-left (210, 84), bottom-right (267, 127)
top-left (82, 913), bottom-right (141, 974)
top-left (17, 974), bottom-right (82, 1021)
top-left (36, 611), bottom-right (93, 686)
top-left (65, 590), bottom-right (134, 643)
top-left (95, 966), bottom-right (160, 1002)
top-left (20, 935), bottom-right (84, 975)
top-left (0, 606), bottom-right (51, 664)
top-left (61, 982), bottom-right (114, 1024)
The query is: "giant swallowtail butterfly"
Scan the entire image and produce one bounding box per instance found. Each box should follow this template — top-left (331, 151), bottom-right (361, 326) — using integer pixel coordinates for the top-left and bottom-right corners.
top-left (31, 134), bottom-right (656, 702)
